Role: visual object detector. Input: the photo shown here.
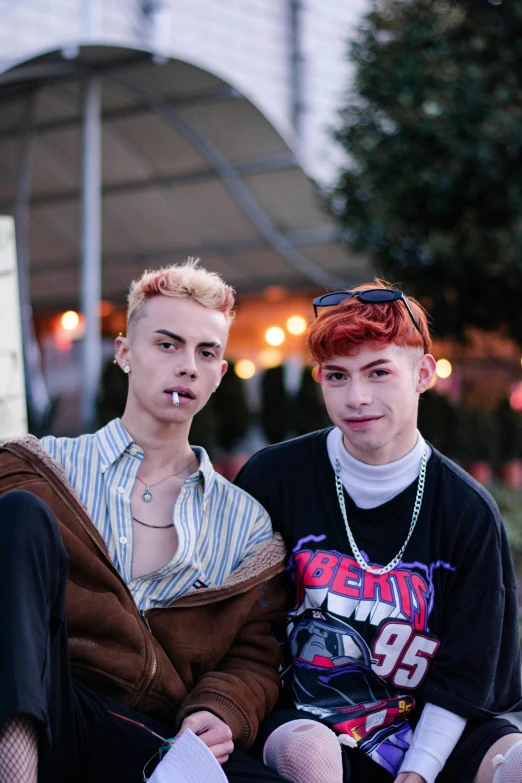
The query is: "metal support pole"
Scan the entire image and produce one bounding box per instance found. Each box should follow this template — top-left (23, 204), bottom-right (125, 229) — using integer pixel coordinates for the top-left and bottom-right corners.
top-left (80, 78), bottom-right (102, 431)
top-left (82, 0), bottom-right (94, 40)
top-left (14, 90), bottom-right (51, 433)
top-left (289, 0), bottom-right (305, 143)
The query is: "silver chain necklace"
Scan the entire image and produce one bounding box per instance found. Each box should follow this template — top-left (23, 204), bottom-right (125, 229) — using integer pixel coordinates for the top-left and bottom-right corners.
top-left (136, 455), bottom-right (196, 503)
top-left (334, 449), bottom-right (427, 576)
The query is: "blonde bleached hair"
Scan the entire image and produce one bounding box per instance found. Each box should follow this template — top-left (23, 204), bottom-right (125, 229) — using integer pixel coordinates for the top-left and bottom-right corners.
top-left (127, 258), bottom-right (235, 333)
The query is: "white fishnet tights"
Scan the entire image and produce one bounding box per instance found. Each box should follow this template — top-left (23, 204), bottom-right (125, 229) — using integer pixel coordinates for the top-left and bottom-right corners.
top-left (263, 719), bottom-right (343, 783)
top-left (0, 713), bottom-right (38, 783)
top-left (493, 739), bottom-right (522, 783)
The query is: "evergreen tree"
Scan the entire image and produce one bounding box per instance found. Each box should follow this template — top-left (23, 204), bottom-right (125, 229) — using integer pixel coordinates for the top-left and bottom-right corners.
top-left (330, 0), bottom-right (522, 340)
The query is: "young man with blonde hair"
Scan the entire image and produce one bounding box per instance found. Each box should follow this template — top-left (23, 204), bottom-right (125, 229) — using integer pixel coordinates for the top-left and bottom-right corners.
top-left (0, 260), bottom-right (287, 783)
top-left (236, 282), bottom-right (522, 783)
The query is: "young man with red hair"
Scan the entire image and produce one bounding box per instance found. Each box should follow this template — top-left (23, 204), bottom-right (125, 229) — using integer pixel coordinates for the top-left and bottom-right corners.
top-left (236, 282), bottom-right (522, 783)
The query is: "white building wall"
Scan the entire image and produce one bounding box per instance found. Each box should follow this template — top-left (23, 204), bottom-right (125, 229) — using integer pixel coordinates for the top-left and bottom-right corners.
top-left (0, 0), bottom-right (370, 184)
top-left (152, 0), bottom-right (293, 141)
top-left (303, 0), bottom-right (370, 183)
top-left (0, 216), bottom-right (28, 439)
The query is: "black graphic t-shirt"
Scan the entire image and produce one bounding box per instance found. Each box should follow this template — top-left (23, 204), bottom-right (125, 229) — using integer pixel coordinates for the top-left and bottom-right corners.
top-left (235, 430), bottom-right (522, 777)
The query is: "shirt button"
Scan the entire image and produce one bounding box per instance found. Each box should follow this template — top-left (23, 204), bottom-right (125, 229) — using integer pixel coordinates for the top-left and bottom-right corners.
top-left (117, 486), bottom-right (125, 494)
top-left (120, 536), bottom-right (127, 545)
top-left (130, 447), bottom-right (138, 456)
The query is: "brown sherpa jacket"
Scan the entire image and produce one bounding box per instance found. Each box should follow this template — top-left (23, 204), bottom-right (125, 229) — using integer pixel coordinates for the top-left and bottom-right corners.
top-left (0, 436), bottom-right (286, 748)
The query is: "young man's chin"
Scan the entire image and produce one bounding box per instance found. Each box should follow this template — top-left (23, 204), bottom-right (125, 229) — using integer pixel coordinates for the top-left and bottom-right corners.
top-left (338, 426), bottom-right (389, 457)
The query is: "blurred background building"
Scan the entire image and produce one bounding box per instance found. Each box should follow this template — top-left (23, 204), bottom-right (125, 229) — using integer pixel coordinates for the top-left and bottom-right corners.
top-left (0, 0), bottom-right (371, 441)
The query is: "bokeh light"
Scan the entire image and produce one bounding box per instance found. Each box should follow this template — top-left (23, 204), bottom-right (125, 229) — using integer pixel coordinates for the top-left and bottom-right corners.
top-left (311, 366), bottom-right (321, 382)
top-left (286, 315), bottom-right (307, 335)
top-left (258, 348), bottom-right (283, 369)
top-left (511, 384), bottom-right (522, 412)
top-left (265, 326), bottom-right (285, 346)
top-left (99, 300), bottom-right (114, 317)
top-left (234, 359), bottom-right (256, 380)
top-left (435, 358), bottom-right (452, 379)
top-left (263, 285), bottom-right (286, 303)
top-left (61, 310), bottom-right (79, 331)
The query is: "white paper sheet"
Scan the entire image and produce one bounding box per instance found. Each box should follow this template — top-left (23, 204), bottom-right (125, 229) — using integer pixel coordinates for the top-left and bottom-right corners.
top-left (147, 728), bottom-right (229, 783)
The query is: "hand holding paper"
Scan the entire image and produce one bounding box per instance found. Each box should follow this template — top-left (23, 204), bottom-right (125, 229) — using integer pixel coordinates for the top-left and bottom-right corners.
top-left (178, 710), bottom-right (234, 765)
top-left (147, 728), bottom-right (229, 783)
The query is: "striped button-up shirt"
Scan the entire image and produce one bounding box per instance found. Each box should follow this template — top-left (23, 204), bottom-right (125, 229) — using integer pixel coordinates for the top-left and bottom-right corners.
top-left (41, 418), bottom-right (272, 611)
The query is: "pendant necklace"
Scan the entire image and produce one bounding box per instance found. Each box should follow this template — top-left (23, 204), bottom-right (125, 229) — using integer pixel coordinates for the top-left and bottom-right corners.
top-left (136, 454), bottom-right (196, 503)
top-left (334, 449), bottom-right (427, 575)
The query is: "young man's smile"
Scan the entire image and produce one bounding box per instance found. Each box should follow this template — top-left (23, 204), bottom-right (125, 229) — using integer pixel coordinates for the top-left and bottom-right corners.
top-left (342, 414), bottom-right (384, 431)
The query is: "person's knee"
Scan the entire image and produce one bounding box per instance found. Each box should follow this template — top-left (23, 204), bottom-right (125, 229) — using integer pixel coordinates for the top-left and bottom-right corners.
top-left (0, 489), bottom-right (51, 516)
top-left (0, 490), bottom-right (62, 549)
top-left (264, 719), bottom-right (343, 783)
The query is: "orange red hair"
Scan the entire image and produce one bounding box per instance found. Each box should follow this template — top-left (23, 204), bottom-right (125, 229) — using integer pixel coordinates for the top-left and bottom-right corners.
top-left (307, 281), bottom-right (431, 363)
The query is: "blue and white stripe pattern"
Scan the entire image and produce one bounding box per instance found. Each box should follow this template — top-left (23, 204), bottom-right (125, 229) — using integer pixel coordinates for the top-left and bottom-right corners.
top-left (41, 418), bottom-right (272, 611)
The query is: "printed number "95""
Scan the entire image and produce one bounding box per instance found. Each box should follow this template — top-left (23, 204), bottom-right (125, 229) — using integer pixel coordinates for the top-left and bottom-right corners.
top-left (372, 622), bottom-right (440, 689)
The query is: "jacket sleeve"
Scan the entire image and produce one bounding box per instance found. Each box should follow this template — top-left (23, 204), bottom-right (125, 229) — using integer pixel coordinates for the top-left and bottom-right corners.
top-left (173, 572), bottom-right (286, 748)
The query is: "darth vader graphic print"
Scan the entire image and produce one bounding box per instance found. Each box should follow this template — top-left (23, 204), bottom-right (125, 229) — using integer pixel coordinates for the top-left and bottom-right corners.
top-left (284, 534), bottom-right (453, 777)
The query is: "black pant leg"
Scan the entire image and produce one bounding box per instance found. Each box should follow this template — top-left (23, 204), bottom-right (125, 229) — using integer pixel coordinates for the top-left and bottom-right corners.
top-left (0, 489), bottom-right (70, 747)
top-left (439, 718), bottom-right (520, 783)
top-left (0, 489), bottom-right (83, 780)
top-left (223, 748), bottom-right (288, 782)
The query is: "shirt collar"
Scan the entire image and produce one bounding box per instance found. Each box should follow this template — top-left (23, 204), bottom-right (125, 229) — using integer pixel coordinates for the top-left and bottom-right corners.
top-left (190, 445), bottom-right (216, 498)
top-left (95, 419), bottom-right (216, 496)
top-left (95, 418), bottom-right (135, 470)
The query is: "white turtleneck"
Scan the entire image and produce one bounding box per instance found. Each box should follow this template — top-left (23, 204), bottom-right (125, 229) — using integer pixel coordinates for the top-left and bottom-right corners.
top-left (326, 426), bottom-right (432, 509)
top-left (326, 427), bottom-right (466, 783)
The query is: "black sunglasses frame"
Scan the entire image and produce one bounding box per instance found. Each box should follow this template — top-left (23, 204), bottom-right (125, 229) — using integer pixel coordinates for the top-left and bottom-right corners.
top-left (312, 288), bottom-right (428, 353)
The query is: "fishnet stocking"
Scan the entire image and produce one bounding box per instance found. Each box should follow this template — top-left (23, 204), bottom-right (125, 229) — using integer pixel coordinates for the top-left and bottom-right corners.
top-left (0, 713), bottom-right (38, 783)
top-left (263, 719), bottom-right (343, 783)
top-left (493, 739), bottom-right (522, 783)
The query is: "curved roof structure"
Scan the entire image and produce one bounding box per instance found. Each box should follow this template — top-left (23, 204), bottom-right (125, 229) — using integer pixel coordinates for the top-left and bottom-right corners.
top-left (0, 45), bottom-right (368, 313)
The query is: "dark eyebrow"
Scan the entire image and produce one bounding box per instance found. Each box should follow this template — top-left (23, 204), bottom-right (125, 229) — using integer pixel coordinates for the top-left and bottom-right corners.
top-left (322, 359), bottom-right (393, 372)
top-left (154, 329), bottom-right (185, 344)
top-left (360, 359), bottom-right (393, 371)
top-left (322, 364), bottom-right (348, 372)
top-left (199, 341), bottom-right (222, 349)
top-left (154, 329), bottom-right (222, 350)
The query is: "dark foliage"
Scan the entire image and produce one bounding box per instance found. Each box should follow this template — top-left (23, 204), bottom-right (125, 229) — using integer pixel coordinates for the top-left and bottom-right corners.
top-left (212, 364), bottom-right (251, 452)
top-left (330, 0), bottom-right (522, 340)
top-left (496, 396), bottom-right (522, 460)
top-left (260, 365), bottom-right (293, 444)
top-left (418, 389), bottom-right (459, 455)
top-left (293, 367), bottom-right (331, 436)
top-left (96, 358), bottom-right (127, 427)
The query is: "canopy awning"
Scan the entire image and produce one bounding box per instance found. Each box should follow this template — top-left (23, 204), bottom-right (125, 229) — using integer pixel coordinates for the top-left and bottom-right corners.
top-left (0, 45), bottom-right (369, 312)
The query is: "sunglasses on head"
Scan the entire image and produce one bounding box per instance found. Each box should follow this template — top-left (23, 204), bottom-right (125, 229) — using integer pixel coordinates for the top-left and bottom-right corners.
top-left (312, 288), bottom-right (427, 353)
